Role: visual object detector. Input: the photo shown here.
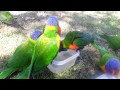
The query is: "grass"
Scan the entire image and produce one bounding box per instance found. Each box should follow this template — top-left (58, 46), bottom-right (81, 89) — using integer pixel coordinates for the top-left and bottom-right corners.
top-left (0, 11), bottom-right (120, 79)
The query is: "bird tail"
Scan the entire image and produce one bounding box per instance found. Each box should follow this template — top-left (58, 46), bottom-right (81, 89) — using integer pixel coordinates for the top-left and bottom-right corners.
top-left (0, 68), bottom-right (17, 79)
top-left (14, 66), bottom-right (30, 79)
top-left (92, 43), bottom-right (108, 56)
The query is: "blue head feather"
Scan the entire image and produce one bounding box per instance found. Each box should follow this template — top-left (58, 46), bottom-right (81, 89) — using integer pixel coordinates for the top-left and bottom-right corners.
top-left (46, 16), bottom-right (58, 26)
top-left (30, 29), bottom-right (42, 40)
top-left (105, 58), bottom-right (120, 73)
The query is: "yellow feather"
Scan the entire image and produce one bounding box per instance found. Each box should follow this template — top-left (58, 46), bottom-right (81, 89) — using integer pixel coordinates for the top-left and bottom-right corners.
top-left (56, 34), bottom-right (60, 48)
top-left (28, 37), bottom-right (36, 44)
top-left (45, 26), bottom-right (58, 30)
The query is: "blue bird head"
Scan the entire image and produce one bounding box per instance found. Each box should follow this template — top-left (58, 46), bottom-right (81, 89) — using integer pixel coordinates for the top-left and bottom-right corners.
top-left (105, 58), bottom-right (120, 75)
top-left (46, 16), bottom-right (58, 26)
top-left (30, 29), bottom-right (42, 40)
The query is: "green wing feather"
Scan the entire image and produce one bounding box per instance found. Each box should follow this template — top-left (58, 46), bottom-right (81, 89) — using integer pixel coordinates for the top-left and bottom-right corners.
top-left (14, 66), bottom-right (30, 79)
top-left (0, 68), bottom-right (17, 79)
top-left (7, 42), bottom-right (32, 68)
top-left (92, 43), bottom-right (108, 56)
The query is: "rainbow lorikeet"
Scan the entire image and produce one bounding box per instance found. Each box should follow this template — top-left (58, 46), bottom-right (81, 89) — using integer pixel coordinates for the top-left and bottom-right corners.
top-left (0, 30), bottom-right (42, 79)
top-left (59, 31), bottom-right (96, 57)
top-left (92, 43), bottom-right (120, 77)
top-left (60, 31), bottom-right (95, 51)
top-left (14, 16), bottom-right (61, 79)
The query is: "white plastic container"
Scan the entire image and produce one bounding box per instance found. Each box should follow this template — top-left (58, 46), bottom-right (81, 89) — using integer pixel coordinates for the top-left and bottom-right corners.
top-left (96, 74), bottom-right (117, 79)
top-left (47, 49), bottom-right (80, 74)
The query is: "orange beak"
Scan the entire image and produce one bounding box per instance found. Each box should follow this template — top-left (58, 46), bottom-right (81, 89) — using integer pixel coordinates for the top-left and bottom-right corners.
top-left (58, 26), bottom-right (61, 35)
top-left (68, 43), bottom-right (79, 50)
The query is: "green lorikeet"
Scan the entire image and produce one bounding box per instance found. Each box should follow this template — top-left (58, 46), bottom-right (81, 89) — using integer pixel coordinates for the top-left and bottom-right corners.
top-left (14, 16), bottom-right (61, 79)
top-left (98, 33), bottom-right (120, 51)
top-left (92, 43), bottom-right (120, 77)
top-left (0, 30), bottom-right (42, 79)
top-left (59, 31), bottom-right (96, 56)
top-left (0, 11), bottom-right (13, 23)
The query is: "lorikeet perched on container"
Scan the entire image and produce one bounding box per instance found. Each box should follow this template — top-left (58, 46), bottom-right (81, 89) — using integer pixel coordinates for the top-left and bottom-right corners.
top-left (59, 31), bottom-right (95, 54)
top-left (0, 30), bottom-right (42, 79)
top-left (92, 43), bottom-right (120, 77)
top-left (14, 16), bottom-right (61, 79)
top-left (98, 33), bottom-right (120, 51)
top-left (0, 11), bottom-right (13, 23)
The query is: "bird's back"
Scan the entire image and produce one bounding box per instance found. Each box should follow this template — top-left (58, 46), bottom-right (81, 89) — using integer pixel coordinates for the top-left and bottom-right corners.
top-left (73, 31), bottom-right (95, 48)
top-left (31, 33), bottom-right (60, 75)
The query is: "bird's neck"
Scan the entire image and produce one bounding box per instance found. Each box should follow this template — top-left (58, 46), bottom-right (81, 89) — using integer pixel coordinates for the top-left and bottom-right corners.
top-left (44, 25), bottom-right (58, 31)
top-left (43, 26), bottom-right (58, 36)
top-left (28, 37), bottom-right (36, 47)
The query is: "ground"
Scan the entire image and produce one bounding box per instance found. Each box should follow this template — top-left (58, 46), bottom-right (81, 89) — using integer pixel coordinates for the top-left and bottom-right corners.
top-left (1, 11), bottom-right (120, 79)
